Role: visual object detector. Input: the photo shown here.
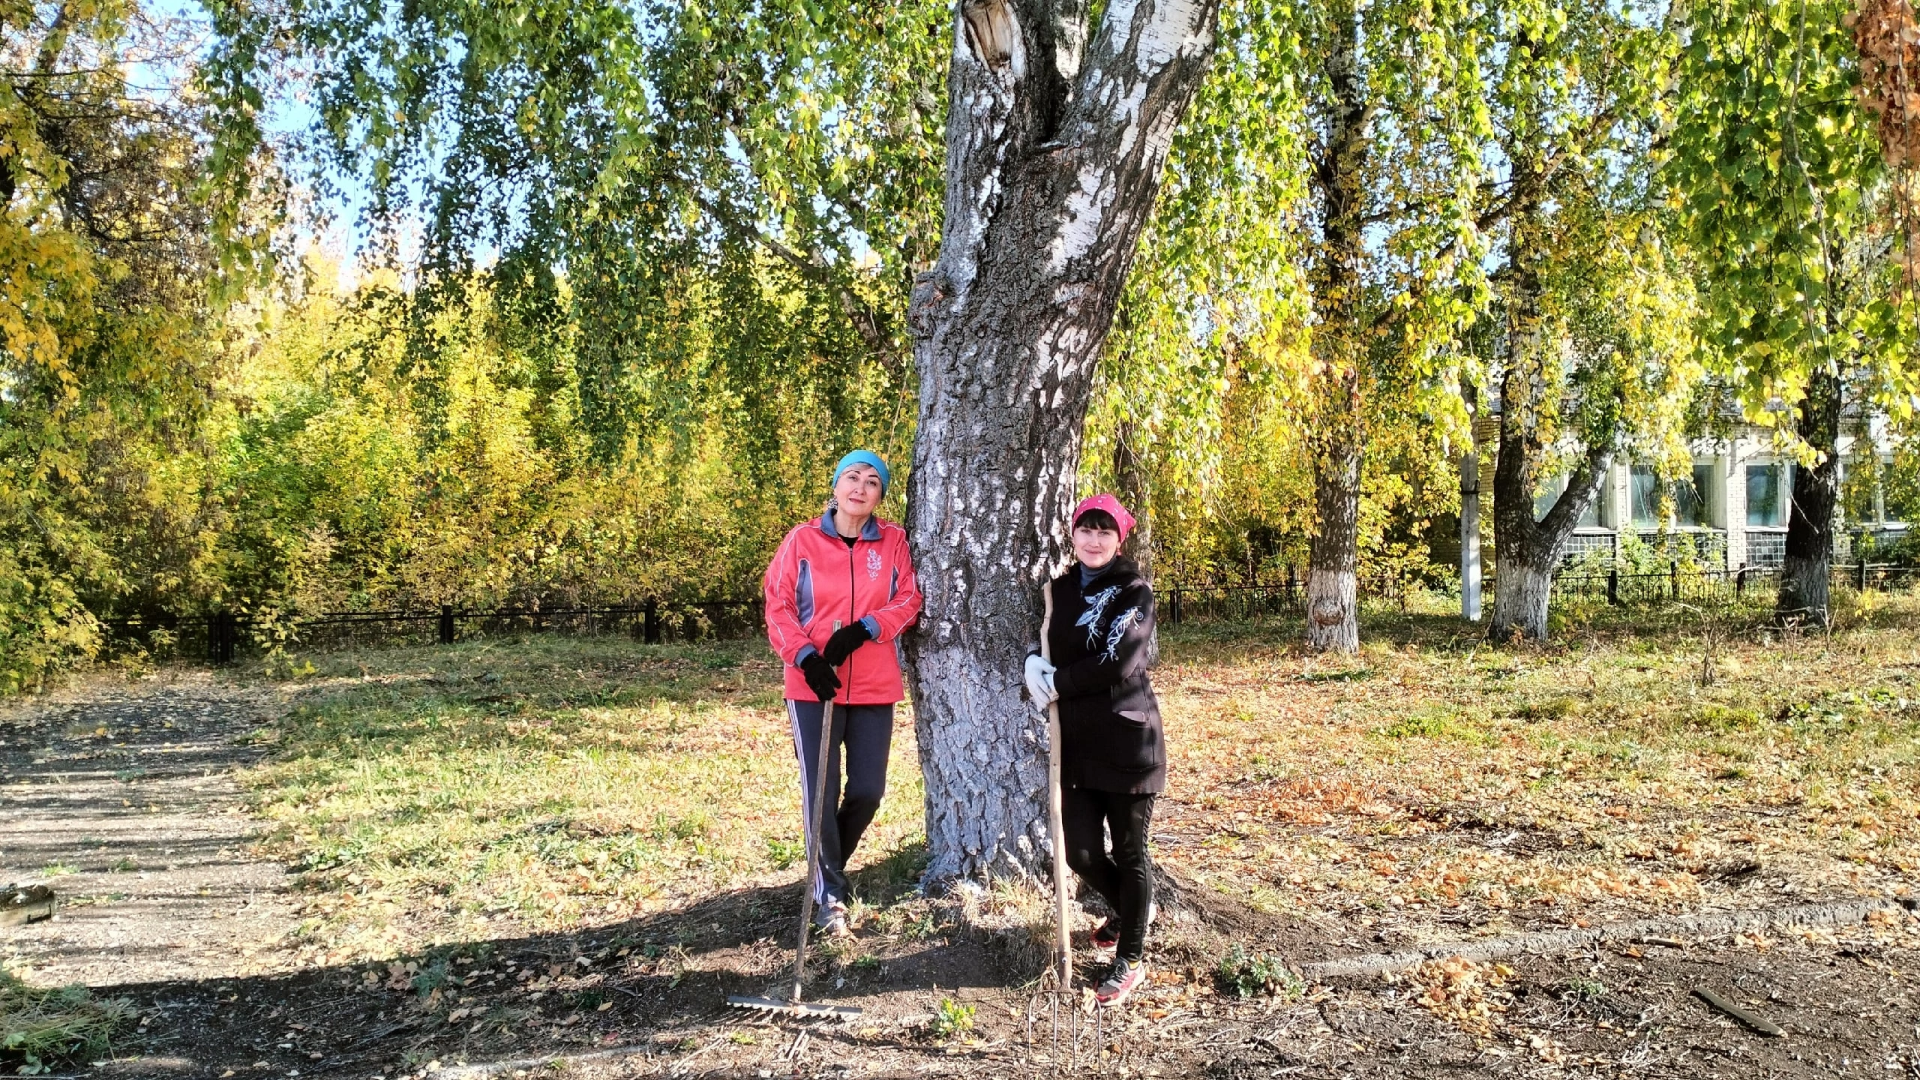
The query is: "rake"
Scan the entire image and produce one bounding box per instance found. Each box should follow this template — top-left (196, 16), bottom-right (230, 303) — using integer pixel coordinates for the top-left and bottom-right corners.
top-left (728, 620), bottom-right (862, 1020)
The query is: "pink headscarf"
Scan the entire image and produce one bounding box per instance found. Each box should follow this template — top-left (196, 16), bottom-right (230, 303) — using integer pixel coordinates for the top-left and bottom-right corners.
top-left (1072, 494), bottom-right (1136, 545)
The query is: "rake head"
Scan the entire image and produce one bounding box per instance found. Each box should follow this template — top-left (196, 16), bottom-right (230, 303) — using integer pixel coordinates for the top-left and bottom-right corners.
top-left (725, 994), bottom-right (862, 1020)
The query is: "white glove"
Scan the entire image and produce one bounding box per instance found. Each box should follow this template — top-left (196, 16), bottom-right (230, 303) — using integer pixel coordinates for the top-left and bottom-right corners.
top-left (1024, 653), bottom-right (1058, 705)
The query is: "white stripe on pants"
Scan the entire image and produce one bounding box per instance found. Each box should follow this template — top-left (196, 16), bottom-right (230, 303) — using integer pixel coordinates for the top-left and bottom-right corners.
top-left (787, 699), bottom-right (829, 905)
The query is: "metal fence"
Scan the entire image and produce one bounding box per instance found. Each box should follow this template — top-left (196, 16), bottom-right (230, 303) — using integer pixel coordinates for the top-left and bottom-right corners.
top-left (101, 598), bottom-right (766, 664)
top-left (1160, 561), bottom-right (1920, 626)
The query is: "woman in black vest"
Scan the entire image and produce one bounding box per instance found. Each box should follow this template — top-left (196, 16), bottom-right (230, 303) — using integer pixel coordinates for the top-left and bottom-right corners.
top-left (1024, 494), bottom-right (1163, 1007)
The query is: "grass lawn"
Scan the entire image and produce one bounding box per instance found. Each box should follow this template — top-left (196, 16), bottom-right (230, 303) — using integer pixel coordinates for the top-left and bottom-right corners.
top-left (1155, 593), bottom-right (1920, 945)
top-left (242, 636), bottom-right (927, 963)
top-left (241, 589), bottom-right (1920, 964)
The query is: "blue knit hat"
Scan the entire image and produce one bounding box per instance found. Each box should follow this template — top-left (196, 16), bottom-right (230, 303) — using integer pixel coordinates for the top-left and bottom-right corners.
top-left (832, 450), bottom-right (891, 496)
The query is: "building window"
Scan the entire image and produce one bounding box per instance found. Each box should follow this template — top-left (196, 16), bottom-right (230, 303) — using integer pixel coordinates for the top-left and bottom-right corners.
top-left (1630, 466), bottom-right (1661, 527)
top-left (1632, 463), bottom-right (1715, 528)
top-left (1674, 463), bottom-right (1713, 527)
top-left (1747, 462), bottom-right (1790, 527)
top-left (1534, 474), bottom-right (1605, 527)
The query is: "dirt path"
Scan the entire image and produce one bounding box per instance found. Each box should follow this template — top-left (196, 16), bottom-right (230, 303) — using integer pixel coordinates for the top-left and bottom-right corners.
top-left (0, 670), bottom-right (300, 987)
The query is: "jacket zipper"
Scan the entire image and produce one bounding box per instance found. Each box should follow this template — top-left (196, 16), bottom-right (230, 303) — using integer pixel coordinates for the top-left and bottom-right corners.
top-left (844, 538), bottom-right (858, 697)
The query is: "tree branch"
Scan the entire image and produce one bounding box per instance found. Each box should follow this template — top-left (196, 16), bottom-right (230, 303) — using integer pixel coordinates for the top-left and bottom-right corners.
top-left (684, 186), bottom-right (902, 369)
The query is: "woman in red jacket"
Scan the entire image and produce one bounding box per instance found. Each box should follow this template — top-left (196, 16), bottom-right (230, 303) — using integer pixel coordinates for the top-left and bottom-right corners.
top-left (763, 450), bottom-right (923, 936)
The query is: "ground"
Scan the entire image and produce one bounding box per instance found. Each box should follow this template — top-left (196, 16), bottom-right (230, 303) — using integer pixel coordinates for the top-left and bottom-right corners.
top-left (3, 595), bottom-right (1918, 1078)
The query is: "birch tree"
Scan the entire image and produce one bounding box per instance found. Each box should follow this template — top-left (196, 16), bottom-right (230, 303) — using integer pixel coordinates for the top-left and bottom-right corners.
top-left (902, 0), bottom-right (1221, 880)
top-left (1480, 0), bottom-right (1696, 641)
top-left (1669, 0), bottom-right (1910, 625)
top-left (204, 0), bottom-right (1223, 881)
top-left (1286, 0), bottom-right (1491, 652)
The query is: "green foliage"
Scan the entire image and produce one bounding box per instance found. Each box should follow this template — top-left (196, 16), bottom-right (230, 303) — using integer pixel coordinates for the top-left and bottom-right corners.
top-left (0, 0), bottom-right (262, 690)
top-left (199, 0), bottom-right (941, 466)
top-left (205, 264), bottom-right (860, 622)
top-left (1668, 0), bottom-right (1916, 432)
top-left (1217, 945), bottom-right (1305, 1000)
top-left (928, 998), bottom-right (975, 1039)
top-left (1086, 0), bottom-right (1495, 587)
top-left (13, 0), bottom-right (1920, 693)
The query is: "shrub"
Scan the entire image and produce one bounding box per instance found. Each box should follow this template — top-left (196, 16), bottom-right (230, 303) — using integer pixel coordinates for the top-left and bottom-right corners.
top-left (1217, 945), bottom-right (1305, 1000)
top-left (929, 998), bottom-right (975, 1039)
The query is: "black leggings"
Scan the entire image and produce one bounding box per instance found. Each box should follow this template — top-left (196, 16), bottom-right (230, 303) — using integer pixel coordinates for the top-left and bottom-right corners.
top-left (787, 700), bottom-right (893, 906)
top-left (1061, 787), bottom-right (1156, 962)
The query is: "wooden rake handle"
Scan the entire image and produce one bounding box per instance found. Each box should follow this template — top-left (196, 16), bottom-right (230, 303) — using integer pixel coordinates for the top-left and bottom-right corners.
top-left (791, 620), bottom-right (841, 1004)
top-left (1040, 587), bottom-right (1071, 989)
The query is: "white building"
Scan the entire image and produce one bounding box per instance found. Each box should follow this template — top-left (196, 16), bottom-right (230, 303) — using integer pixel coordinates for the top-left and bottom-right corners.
top-left (1538, 422), bottom-right (1911, 569)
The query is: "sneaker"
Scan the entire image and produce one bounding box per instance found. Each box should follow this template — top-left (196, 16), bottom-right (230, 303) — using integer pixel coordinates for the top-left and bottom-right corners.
top-left (1091, 902), bottom-right (1157, 951)
top-left (816, 899), bottom-right (851, 937)
top-left (1096, 957), bottom-right (1147, 1007)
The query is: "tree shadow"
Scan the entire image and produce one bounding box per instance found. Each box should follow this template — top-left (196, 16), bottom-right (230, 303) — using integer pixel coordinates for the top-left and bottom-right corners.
top-left (87, 844), bottom-right (1041, 1079)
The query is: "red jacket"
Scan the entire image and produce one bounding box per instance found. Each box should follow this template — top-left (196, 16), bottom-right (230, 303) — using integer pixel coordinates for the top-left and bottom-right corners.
top-left (764, 513), bottom-right (923, 704)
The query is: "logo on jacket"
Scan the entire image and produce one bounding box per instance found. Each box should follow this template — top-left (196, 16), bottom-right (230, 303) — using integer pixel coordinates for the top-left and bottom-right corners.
top-left (866, 549), bottom-right (883, 580)
top-left (1102, 606), bottom-right (1141, 661)
top-left (1076, 586), bottom-right (1121, 646)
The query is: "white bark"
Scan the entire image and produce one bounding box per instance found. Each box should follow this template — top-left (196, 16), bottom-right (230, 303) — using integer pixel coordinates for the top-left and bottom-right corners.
top-left (906, 0), bottom-right (1220, 883)
top-left (1487, 561), bottom-right (1552, 642)
top-left (1306, 568), bottom-right (1358, 652)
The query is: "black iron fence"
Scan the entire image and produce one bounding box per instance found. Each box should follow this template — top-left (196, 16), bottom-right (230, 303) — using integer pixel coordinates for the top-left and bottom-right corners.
top-left (1160, 561), bottom-right (1920, 626)
top-left (102, 598), bottom-right (766, 664)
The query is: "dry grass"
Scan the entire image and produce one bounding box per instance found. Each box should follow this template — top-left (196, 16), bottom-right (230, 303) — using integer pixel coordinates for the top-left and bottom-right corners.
top-left (243, 590), bottom-right (1920, 964)
top-left (0, 963), bottom-right (133, 1074)
top-left (1153, 590), bottom-right (1920, 944)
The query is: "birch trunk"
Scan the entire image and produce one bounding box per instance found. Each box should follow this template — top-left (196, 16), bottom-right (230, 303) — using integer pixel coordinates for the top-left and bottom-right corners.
top-left (904, 0), bottom-right (1219, 883)
top-left (1487, 163), bottom-right (1612, 643)
top-left (1460, 382), bottom-right (1483, 623)
top-left (1304, 0), bottom-right (1367, 654)
top-left (1777, 365), bottom-right (1842, 626)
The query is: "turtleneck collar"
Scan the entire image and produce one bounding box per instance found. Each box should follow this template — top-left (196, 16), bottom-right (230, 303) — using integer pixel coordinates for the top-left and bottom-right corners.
top-left (1079, 560), bottom-right (1116, 588)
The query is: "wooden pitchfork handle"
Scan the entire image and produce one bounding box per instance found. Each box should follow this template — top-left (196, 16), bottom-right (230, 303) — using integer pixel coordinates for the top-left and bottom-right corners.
top-left (1040, 587), bottom-right (1071, 989)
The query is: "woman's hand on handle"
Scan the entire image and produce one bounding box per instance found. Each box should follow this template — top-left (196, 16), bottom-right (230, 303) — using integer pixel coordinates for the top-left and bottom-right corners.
top-left (1024, 653), bottom-right (1058, 705)
top-left (821, 622), bottom-right (872, 666)
top-left (800, 654), bottom-right (841, 702)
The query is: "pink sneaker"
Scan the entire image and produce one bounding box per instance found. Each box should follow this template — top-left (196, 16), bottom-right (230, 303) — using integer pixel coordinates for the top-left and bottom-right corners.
top-left (1095, 958), bottom-right (1147, 1007)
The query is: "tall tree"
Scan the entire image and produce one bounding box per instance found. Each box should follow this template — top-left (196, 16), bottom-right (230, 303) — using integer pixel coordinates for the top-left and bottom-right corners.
top-left (1481, 1), bottom-right (1695, 641)
top-left (1669, 0), bottom-right (1910, 625)
top-left (0, 0), bottom-right (248, 688)
top-left (1088, 0), bottom-right (1316, 589)
top-left (206, 0), bottom-right (1222, 881)
top-left (902, 0), bottom-right (1221, 881)
top-left (1285, 0), bottom-right (1491, 652)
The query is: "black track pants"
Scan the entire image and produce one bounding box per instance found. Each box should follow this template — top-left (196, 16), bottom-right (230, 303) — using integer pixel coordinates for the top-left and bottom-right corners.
top-left (1061, 787), bottom-right (1156, 962)
top-left (786, 700), bottom-right (893, 906)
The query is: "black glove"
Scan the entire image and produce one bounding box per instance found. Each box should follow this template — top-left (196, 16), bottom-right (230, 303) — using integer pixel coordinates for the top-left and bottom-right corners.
top-left (822, 621), bottom-right (873, 666)
top-left (800, 653), bottom-right (841, 702)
